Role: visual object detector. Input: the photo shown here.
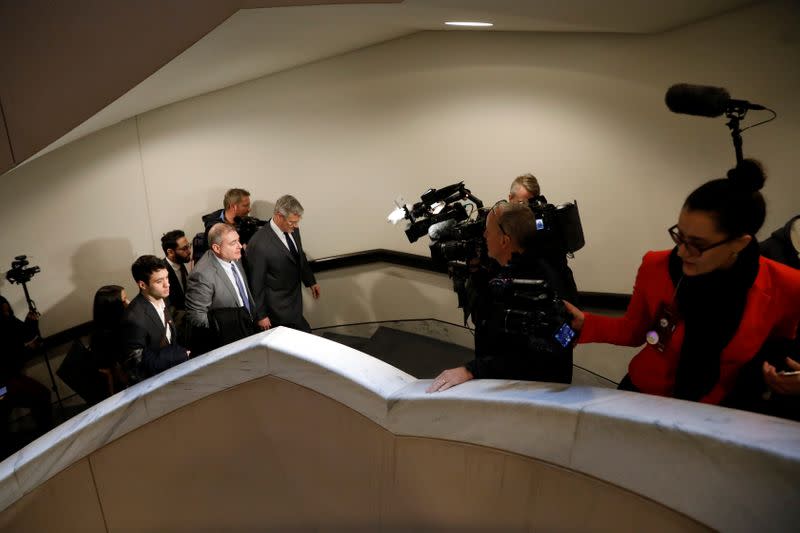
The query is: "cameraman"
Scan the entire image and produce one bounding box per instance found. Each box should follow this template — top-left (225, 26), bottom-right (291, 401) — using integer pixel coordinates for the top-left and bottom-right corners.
top-left (195, 188), bottom-right (253, 262)
top-left (202, 188), bottom-right (252, 234)
top-left (427, 201), bottom-right (578, 393)
top-left (1, 295), bottom-right (53, 438)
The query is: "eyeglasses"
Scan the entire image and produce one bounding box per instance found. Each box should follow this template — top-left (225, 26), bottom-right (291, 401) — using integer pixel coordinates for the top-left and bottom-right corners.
top-left (280, 214), bottom-right (301, 227)
top-left (668, 224), bottom-right (735, 257)
top-left (491, 200), bottom-right (509, 236)
top-left (176, 244), bottom-right (192, 251)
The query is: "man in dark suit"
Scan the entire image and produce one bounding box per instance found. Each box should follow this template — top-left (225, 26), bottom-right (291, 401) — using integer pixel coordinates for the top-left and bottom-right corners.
top-left (161, 229), bottom-right (192, 344)
top-left (121, 255), bottom-right (190, 382)
top-left (245, 194), bottom-right (320, 333)
top-left (185, 223), bottom-right (256, 350)
top-left (161, 230), bottom-right (193, 311)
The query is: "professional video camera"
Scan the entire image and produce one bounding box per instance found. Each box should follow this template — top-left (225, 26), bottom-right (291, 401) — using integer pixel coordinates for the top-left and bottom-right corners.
top-left (194, 214), bottom-right (268, 262)
top-left (234, 215), bottom-right (267, 245)
top-left (389, 181), bottom-right (484, 244)
top-left (488, 277), bottom-right (576, 351)
top-left (6, 255), bottom-right (41, 286)
top-left (526, 195), bottom-right (585, 257)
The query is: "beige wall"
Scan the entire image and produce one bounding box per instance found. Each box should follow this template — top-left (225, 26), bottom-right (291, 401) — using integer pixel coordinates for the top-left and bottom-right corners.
top-left (1, 0), bottom-right (798, 335)
top-left (1, 375), bottom-right (709, 532)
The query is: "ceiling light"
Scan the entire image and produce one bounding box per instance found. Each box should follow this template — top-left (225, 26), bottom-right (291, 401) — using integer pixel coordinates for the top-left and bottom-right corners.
top-left (445, 21), bottom-right (493, 28)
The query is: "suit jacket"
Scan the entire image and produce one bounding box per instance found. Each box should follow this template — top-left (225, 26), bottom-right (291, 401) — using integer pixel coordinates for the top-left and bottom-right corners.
top-left (121, 294), bottom-right (188, 381)
top-left (185, 250), bottom-right (255, 330)
top-left (165, 260), bottom-right (187, 311)
top-left (245, 224), bottom-right (316, 331)
top-left (579, 250), bottom-right (800, 404)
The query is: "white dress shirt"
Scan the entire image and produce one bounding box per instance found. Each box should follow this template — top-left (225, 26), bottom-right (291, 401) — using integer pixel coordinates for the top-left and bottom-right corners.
top-left (213, 255), bottom-right (245, 307)
top-left (144, 295), bottom-right (172, 343)
top-left (270, 218), bottom-right (297, 251)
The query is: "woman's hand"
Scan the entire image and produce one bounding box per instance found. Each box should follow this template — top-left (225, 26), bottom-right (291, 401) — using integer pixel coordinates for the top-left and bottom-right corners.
top-left (562, 300), bottom-right (585, 332)
top-left (763, 356), bottom-right (800, 396)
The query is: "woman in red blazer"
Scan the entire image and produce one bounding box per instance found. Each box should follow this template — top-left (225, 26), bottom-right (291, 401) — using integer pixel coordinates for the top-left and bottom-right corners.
top-left (566, 160), bottom-right (800, 405)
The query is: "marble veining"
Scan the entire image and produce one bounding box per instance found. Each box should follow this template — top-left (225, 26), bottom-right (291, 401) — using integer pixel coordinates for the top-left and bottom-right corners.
top-left (1, 326), bottom-right (799, 532)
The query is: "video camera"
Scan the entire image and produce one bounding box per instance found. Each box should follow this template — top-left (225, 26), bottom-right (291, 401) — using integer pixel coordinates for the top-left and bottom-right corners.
top-left (526, 195), bottom-right (585, 257)
top-left (488, 277), bottom-right (576, 351)
top-left (389, 181), bottom-right (583, 351)
top-left (235, 215), bottom-right (268, 246)
top-left (6, 255), bottom-right (41, 285)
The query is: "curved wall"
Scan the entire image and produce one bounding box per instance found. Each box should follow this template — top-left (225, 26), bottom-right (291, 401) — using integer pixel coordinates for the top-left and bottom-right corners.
top-left (1, 0), bottom-right (798, 335)
top-left (1, 328), bottom-right (798, 531)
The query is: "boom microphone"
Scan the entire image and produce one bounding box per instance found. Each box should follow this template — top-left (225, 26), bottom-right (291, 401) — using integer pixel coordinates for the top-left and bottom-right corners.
top-left (665, 84), bottom-right (765, 118)
top-left (428, 219), bottom-right (457, 240)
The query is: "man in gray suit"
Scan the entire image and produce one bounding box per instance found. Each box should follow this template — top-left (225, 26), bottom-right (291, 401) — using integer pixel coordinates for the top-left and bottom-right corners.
top-left (245, 195), bottom-right (320, 333)
top-left (186, 223), bottom-right (256, 350)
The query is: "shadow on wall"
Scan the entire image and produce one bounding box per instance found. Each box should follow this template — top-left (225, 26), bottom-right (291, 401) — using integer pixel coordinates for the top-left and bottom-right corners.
top-left (45, 238), bottom-right (135, 333)
top-left (304, 264), bottom-right (446, 329)
top-left (304, 266), bottom-right (372, 328)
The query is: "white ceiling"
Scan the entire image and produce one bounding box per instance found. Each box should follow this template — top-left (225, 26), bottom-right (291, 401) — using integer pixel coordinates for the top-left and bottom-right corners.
top-left (34, 0), bottom-right (756, 160)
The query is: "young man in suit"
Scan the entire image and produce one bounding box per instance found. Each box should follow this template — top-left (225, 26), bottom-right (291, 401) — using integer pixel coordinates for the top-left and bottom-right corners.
top-left (121, 255), bottom-right (190, 382)
top-left (245, 194), bottom-right (320, 333)
top-left (185, 223), bottom-right (256, 349)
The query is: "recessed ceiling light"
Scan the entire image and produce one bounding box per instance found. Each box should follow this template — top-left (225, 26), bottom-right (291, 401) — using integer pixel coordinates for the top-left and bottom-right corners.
top-left (445, 21), bottom-right (493, 28)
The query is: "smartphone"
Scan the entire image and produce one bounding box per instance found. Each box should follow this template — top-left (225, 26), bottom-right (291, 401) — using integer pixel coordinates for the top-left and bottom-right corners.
top-left (778, 370), bottom-right (800, 376)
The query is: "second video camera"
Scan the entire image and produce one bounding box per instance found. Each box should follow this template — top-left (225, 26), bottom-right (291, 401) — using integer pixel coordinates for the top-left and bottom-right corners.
top-left (488, 277), bottom-right (576, 351)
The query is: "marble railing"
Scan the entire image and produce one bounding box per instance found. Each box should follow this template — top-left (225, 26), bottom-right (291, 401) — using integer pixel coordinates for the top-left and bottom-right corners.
top-left (1, 327), bottom-right (799, 531)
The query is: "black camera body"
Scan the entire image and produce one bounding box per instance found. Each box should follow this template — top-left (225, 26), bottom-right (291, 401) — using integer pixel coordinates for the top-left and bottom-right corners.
top-left (527, 195), bottom-right (585, 256)
top-left (235, 215), bottom-right (268, 245)
top-left (6, 255), bottom-right (41, 285)
top-left (428, 210), bottom-right (488, 264)
top-left (488, 277), bottom-right (576, 351)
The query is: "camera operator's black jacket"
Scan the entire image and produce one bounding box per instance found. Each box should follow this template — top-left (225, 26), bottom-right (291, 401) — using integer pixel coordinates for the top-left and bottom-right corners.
top-left (0, 297), bottom-right (39, 382)
top-left (466, 251), bottom-right (578, 384)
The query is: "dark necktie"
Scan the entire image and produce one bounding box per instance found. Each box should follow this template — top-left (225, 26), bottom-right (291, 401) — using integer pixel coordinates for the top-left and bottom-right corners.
top-left (284, 232), bottom-right (299, 261)
top-left (161, 306), bottom-right (172, 346)
top-left (230, 263), bottom-right (251, 312)
top-left (179, 263), bottom-right (188, 291)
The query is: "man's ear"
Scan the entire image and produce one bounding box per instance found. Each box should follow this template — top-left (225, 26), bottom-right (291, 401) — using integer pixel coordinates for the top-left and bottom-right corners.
top-left (137, 280), bottom-right (148, 292)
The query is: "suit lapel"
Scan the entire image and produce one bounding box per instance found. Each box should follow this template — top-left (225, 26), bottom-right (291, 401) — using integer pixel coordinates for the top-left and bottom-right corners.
top-left (210, 254), bottom-right (241, 305)
top-left (267, 227), bottom-right (297, 263)
top-left (142, 298), bottom-right (164, 331)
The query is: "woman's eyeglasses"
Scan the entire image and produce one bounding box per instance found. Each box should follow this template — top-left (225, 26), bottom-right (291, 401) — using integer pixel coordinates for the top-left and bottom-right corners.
top-left (667, 225), bottom-right (735, 257)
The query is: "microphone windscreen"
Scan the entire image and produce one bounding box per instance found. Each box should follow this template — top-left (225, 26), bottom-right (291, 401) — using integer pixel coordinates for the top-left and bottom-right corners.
top-left (665, 83), bottom-right (730, 118)
top-left (428, 219), bottom-right (457, 241)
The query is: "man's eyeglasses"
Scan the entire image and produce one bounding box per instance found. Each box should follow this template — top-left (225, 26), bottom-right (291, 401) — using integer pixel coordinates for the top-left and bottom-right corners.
top-left (491, 200), bottom-right (509, 236)
top-left (668, 225), bottom-right (735, 257)
top-left (176, 244), bottom-right (192, 252)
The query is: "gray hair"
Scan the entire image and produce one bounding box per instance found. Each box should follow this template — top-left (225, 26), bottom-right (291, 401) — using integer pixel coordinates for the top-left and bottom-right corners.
top-left (274, 195), bottom-right (304, 217)
top-left (510, 173), bottom-right (540, 198)
top-left (208, 223), bottom-right (237, 247)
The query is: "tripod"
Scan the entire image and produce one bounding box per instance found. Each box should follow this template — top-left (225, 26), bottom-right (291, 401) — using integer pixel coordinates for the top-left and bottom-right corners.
top-left (16, 280), bottom-right (65, 416)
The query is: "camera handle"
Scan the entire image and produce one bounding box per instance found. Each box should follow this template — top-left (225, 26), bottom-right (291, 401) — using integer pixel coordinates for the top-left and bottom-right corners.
top-left (19, 280), bottom-right (65, 417)
top-left (725, 110), bottom-right (745, 166)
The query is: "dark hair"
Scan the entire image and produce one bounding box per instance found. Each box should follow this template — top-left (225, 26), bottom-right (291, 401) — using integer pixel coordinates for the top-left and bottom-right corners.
top-left (161, 229), bottom-right (186, 254)
top-left (131, 255), bottom-right (168, 285)
top-left (684, 158), bottom-right (767, 237)
top-left (92, 285), bottom-right (126, 330)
